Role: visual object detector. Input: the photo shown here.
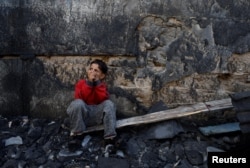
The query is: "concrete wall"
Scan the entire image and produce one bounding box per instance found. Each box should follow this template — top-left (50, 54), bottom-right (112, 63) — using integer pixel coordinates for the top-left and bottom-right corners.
top-left (0, 0), bottom-right (250, 119)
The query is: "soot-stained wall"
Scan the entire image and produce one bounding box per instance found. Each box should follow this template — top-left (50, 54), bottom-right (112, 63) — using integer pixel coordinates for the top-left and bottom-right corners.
top-left (0, 0), bottom-right (250, 118)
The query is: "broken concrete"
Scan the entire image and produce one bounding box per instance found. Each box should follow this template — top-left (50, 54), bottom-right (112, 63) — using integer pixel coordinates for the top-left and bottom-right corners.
top-left (0, 108), bottom-right (248, 168)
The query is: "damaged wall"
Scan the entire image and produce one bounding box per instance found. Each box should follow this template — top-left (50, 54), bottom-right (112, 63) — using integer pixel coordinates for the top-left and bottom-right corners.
top-left (0, 0), bottom-right (250, 119)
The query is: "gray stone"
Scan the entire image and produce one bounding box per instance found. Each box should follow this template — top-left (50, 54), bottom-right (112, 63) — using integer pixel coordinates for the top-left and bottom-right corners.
top-left (116, 150), bottom-right (125, 158)
top-left (206, 146), bottom-right (225, 153)
top-left (2, 159), bottom-right (19, 168)
top-left (58, 149), bottom-right (83, 157)
top-left (185, 150), bottom-right (204, 165)
top-left (158, 147), bottom-right (176, 162)
top-left (5, 136), bottom-right (23, 146)
top-left (176, 159), bottom-right (193, 168)
top-left (174, 143), bottom-right (185, 159)
top-left (39, 160), bottom-right (62, 168)
top-left (98, 157), bottom-right (129, 168)
top-left (183, 141), bottom-right (207, 165)
top-left (81, 135), bottom-right (92, 148)
top-left (140, 120), bottom-right (184, 140)
top-left (27, 126), bottom-right (42, 139)
top-left (148, 100), bottom-right (168, 113)
top-left (7, 146), bottom-right (21, 159)
top-left (199, 122), bottom-right (241, 136)
top-left (126, 137), bottom-right (140, 157)
top-left (24, 147), bottom-right (44, 160)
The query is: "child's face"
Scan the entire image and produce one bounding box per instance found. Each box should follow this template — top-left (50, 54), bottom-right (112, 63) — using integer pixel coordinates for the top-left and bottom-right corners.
top-left (87, 63), bottom-right (105, 81)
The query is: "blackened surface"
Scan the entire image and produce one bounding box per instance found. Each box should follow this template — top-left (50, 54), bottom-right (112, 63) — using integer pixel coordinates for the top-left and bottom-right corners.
top-left (0, 0), bottom-right (249, 56)
top-left (213, 20), bottom-right (250, 53)
top-left (0, 3), bottom-right (139, 56)
top-left (2, 72), bottom-right (22, 93)
top-left (0, 58), bottom-right (71, 118)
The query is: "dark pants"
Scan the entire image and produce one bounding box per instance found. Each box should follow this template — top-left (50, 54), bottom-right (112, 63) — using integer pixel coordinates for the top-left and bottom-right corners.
top-left (67, 99), bottom-right (116, 137)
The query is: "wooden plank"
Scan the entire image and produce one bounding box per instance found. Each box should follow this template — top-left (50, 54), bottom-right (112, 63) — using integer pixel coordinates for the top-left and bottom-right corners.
top-left (204, 98), bottom-right (233, 111)
top-left (116, 102), bottom-right (207, 128)
top-left (83, 98), bottom-right (233, 133)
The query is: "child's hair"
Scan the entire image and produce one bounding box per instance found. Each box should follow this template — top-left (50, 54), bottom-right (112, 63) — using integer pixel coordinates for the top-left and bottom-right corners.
top-left (90, 59), bottom-right (108, 74)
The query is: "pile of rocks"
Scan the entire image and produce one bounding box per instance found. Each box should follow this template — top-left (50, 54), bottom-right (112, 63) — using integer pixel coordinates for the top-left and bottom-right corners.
top-left (0, 115), bottom-right (244, 168)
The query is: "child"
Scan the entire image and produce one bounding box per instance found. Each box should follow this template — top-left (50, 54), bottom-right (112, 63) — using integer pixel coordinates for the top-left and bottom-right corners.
top-left (66, 59), bottom-right (116, 139)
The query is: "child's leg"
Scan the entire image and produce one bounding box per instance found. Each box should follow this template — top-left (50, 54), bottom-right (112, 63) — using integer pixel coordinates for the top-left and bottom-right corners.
top-left (66, 99), bottom-right (88, 136)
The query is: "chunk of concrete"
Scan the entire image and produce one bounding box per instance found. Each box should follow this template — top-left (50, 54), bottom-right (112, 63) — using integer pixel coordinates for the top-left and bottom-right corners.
top-left (199, 122), bottom-right (240, 136)
top-left (5, 136), bottom-right (23, 146)
top-left (98, 157), bottom-right (129, 168)
top-left (140, 120), bottom-right (184, 139)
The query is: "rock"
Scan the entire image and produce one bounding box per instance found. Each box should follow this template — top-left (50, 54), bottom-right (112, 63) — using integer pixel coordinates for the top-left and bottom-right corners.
top-left (140, 120), bottom-right (184, 140)
top-left (206, 146), bottom-right (225, 153)
top-left (6, 146), bottom-right (22, 159)
top-left (158, 147), bottom-right (176, 162)
top-left (27, 126), bottom-right (42, 139)
top-left (31, 118), bottom-right (46, 127)
top-left (222, 136), bottom-right (240, 144)
top-left (24, 147), bottom-right (44, 160)
top-left (5, 136), bottom-right (23, 146)
top-left (40, 160), bottom-right (62, 168)
top-left (174, 143), bottom-right (185, 159)
top-left (36, 155), bottom-right (47, 165)
top-left (125, 137), bottom-right (141, 157)
top-left (199, 122), bottom-right (241, 136)
top-left (148, 100), bottom-right (168, 113)
top-left (141, 149), bottom-right (162, 168)
top-left (183, 141), bottom-right (207, 165)
top-left (176, 159), bottom-right (193, 168)
top-left (98, 157), bottom-right (129, 168)
top-left (58, 149), bottom-right (83, 157)
top-left (81, 135), bottom-right (92, 148)
top-left (2, 159), bottom-right (19, 168)
top-left (42, 140), bottom-right (53, 153)
top-left (185, 149), bottom-right (204, 165)
top-left (116, 150), bottom-right (125, 158)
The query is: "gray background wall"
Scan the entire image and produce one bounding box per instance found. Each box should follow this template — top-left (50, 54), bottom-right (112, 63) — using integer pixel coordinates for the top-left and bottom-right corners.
top-left (0, 0), bottom-right (250, 119)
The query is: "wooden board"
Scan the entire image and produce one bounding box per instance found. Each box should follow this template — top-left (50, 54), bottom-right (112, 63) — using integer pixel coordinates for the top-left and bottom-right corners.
top-left (83, 98), bottom-right (233, 133)
top-left (204, 98), bottom-right (233, 111)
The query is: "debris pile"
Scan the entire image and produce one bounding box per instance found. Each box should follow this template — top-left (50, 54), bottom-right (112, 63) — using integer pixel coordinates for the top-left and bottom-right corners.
top-left (0, 114), bottom-right (246, 168)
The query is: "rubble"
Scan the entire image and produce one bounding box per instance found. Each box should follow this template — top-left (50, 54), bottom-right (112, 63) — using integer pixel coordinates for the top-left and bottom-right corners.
top-left (0, 114), bottom-right (247, 168)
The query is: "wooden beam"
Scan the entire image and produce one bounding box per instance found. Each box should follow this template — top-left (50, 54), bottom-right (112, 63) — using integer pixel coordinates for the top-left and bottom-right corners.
top-left (83, 98), bottom-right (233, 133)
top-left (204, 98), bottom-right (233, 111)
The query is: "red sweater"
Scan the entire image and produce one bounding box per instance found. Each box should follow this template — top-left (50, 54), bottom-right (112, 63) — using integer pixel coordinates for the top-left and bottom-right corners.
top-left (74, 79), bottom-right (109, 105)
